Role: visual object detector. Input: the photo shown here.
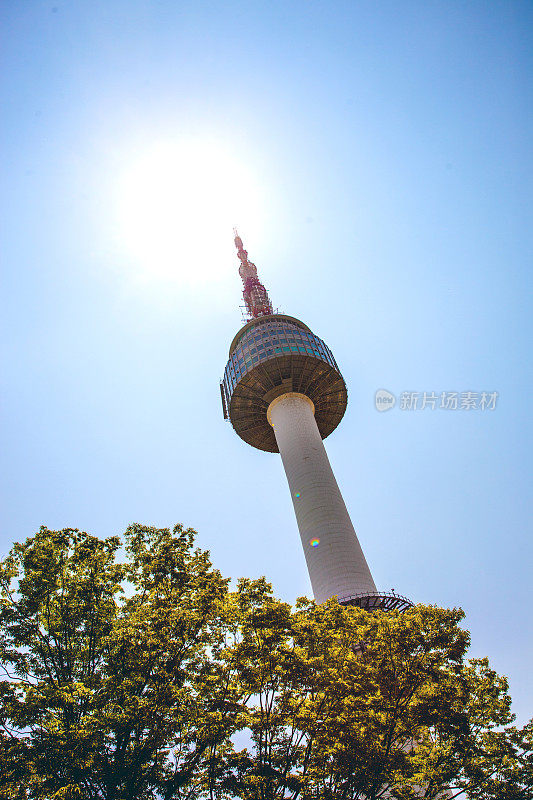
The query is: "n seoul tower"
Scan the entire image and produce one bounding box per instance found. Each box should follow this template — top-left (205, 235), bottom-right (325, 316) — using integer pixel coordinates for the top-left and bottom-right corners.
top-left (221, 232), bottom-right (410, 610)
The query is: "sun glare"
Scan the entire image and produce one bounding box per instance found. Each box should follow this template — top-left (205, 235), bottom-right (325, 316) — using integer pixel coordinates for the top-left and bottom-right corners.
top-left (114, 138), bottom-right (263, 284)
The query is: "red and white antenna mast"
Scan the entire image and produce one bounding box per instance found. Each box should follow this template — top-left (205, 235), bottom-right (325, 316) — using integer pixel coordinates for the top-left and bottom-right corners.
top-left (233, 229), bottom-right (273, 319)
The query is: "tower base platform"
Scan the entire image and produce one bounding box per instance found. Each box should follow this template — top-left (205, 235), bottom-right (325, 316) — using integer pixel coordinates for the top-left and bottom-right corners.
top-left (338, 591), bottom-right (413, 612)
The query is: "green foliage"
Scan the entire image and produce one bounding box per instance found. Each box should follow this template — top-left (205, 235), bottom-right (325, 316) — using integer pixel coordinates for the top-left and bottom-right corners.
top-left (200, 586), bottom-right (531, 800)
top-left (0, 525), bottom-right (243, 799)
top-left (0, 526), bottom-right (530, 800)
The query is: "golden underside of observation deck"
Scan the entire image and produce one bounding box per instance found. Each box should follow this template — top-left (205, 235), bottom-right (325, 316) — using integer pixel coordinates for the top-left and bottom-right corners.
top-left (228, 353), bottom-right (347, 452)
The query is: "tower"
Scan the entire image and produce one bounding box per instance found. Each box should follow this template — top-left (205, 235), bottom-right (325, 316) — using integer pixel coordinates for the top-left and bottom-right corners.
top-left (221, 232), bottom-right (410, 610)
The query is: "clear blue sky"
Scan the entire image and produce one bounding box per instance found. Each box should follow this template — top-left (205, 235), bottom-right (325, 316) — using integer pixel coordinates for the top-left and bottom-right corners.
top-left (1, 1), bottom-right (531, 724)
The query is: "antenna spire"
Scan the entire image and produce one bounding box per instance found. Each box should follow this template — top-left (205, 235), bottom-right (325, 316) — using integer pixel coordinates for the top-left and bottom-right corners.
top-left (233, 229), bottom-right (273, 319)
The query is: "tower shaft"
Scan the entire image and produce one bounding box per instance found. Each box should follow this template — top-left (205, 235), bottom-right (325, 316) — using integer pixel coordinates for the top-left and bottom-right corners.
top-left (267, 392), bottom-right (376, 603)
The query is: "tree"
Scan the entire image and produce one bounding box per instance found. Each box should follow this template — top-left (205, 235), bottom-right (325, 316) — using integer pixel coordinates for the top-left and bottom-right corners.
top-left (0, 524), bottom-right (247, 800)
top-left (0, 526), bottom-right (530, 800)
top-left (202, 586), bottom-right (532, 800)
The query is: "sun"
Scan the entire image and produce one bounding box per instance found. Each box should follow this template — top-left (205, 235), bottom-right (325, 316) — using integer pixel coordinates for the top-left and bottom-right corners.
top-left (113, 137), bottom-right (263, 285)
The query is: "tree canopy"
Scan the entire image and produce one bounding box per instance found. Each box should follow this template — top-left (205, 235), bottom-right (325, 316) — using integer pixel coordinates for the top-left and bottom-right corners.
top-left (0, 525), bottom-right (530, 800)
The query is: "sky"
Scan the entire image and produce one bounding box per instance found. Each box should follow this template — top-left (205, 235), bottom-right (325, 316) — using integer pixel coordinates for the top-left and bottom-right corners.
top-left (1, 1), bottom-right (532, 724)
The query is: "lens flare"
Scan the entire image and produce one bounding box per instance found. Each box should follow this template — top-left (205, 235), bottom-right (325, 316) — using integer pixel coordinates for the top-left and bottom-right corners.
top-left (309, 538), bottom-right (320, 547)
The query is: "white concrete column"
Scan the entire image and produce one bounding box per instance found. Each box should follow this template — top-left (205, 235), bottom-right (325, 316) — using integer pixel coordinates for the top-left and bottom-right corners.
top-left (267, 392), bottom-right (376, 604)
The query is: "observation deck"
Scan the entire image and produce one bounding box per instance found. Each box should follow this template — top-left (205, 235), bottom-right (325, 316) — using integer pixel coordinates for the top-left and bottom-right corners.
top-left (220, 314), bottom-right (347, 452)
